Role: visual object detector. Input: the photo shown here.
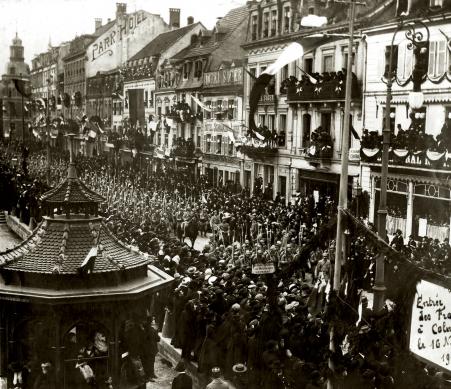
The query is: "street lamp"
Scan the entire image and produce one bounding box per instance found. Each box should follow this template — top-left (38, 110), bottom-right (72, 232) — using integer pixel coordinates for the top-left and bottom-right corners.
top-left (374, 19), bottom-right (430, 313)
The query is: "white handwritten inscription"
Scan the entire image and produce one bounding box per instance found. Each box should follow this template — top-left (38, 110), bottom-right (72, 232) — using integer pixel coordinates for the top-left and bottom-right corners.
top-left (410, 280), bottom-right (451, 371)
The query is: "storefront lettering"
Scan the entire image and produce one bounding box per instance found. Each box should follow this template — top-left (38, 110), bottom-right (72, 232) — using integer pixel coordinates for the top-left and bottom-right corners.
top-left (91, 11), bottom-right (147, 61)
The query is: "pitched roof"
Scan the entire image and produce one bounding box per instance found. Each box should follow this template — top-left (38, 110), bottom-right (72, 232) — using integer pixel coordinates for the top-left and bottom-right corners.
top-left (171, 5), bottom-right (248, 61)
top-left (40, 163), bottom-right (105, 205)
top-left (129, 23), bottom-right (201, 62)
top-left (0, 217), bottom-right (151, 274)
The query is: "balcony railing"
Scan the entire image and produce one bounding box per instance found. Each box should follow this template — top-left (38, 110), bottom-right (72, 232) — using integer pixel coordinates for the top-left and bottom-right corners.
top-left (360, 124), bottom-right (451, 170)
top-left (238, 144), bottom-right (278, 159)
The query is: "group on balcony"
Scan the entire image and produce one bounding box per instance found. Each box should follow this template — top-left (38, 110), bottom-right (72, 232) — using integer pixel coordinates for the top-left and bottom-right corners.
top-left (121, 64), bottom-right (154, 81)
top-left (172, 137), bottom-right (196, 159)
top-left (304, 126), bottom-right (333, 158)
top-left (156, 70), bottom-right (180, 89)
top-left (361, 116), bottom-right (451, 168)
top-left (284, 70), bottom-right (359, 100)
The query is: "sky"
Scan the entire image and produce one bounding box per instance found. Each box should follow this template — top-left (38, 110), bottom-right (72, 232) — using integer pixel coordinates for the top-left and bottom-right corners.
top-left (0, 0), bottom-right (246, 71)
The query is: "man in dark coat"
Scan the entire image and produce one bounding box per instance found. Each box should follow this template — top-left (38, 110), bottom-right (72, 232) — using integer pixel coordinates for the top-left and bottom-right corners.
top-left (142, 318), bottom-right (160, 381)
top-left (172, 361), bottom-right (193, 389)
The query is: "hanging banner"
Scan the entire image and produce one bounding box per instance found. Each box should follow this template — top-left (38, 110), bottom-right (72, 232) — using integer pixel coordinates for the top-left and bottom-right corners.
top-left (409, 279), bottom-right (451, 372)
top-left (418, 218), bottom-right (428, 237)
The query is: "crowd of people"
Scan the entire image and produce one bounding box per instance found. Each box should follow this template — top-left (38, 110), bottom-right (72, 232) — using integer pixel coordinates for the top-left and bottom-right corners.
top-left (2, 140), bottom-right (451, 388)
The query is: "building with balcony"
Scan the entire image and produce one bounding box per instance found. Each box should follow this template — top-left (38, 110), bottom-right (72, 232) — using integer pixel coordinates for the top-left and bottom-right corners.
top-left (242, 0), bottom-right (384, 201)
top-left (164, 4), bottom-right (250, 180)
top-left (360, 0), bottom-right (451, 242)
top-left (0, 33), bottom-right (31, 140)
top-left (30, 43), bottom-right (70, 123)
top-left (202, 60), bottom-right (245, 188)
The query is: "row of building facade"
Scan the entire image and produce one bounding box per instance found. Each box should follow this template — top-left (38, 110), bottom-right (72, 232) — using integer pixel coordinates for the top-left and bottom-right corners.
top-left (1, 0), bottom-right (451, 242)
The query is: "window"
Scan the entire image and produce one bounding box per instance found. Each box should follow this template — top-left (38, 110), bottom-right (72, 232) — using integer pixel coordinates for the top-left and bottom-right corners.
top-left (251, 14), bottom-right (258, 40)
top-left (428, 40), bottom-right (447, 77)
top-left (384, 45), bottom-right (398, 78)
top-left (194, 60), bottom-right (203, 79)
top-left (263, 12), bottom-right (269, 38)
top-left (321, 113), bottom-right (331, 133)
top-left (205, 100), bottom-right (212, 119)
top-left (249, 67), bottom-right (256, 91)
top-left (165, 133), bottom-right (169, 146)
top-left (304, 58), bottom-right (313, 74)
top-left (183, 62), bottom-right (191, 79)
top-left (228, 140), bottom-right (234, 155)
top-left (302, 113), bottom-right (311, 145)
top-left (283, 6), bottom-right (291, 33)
top-left (206, 134), bottom-right (211, 153)
top-left (343, 51), bottom-right (356, 72)
top-left (280, 64), bottom-right (289, 84)
top-left (271, 10), bottom-right (277, 36)
top-left (216, 135), bottom-right (222, 154)
top-left (279, 114), bottom-right (287, 147)
top-left (144, 91), bottom-right (148, 107)
top-left (323, 54), bottom-right (334, 72)
top-left (397, 42), bottom-right (413, 79)
top-left (308, 7), bottom-right (315, 15)
top-left (268, 114), bottom-right (276, 130)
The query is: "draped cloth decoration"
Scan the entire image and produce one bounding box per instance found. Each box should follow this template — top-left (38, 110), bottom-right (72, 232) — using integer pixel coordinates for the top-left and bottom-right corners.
top-left (386, 215), bottom-right (407, 236)
top-left (426, 150), bottom-right (446, 163)
top-left (392, 149), bottom-right (409, 158)
top-left (360, 148), bottom-right (380, 162)
top-left (426, 224), bottom-right (450, 243)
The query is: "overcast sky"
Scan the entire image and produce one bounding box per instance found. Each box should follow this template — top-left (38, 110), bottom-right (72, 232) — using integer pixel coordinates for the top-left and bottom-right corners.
top-left (0, 0), bottom-right (246, 71)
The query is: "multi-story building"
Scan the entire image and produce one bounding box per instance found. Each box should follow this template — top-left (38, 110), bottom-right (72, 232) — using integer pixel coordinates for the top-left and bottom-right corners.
top-left (241, 0), bottom-right (389, 201)
top-left (122, 19), bottom-right (205, 146)
top-left (360, 0), bottom-right (451, 242)
top-left (165, 4), bottom-right (250, 180)
top-left (0, 34), bottom-right (31, 140)
top-left (30, 43), bottom-right (70, 123)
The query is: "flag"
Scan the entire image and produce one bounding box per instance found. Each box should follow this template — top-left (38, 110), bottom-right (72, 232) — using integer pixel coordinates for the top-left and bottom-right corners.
top-left (254, 131), bottom-right (265, 141)
top-left (13, 78), bottom-right (31, 98)
top-left (165, 118), bottom-right (174, 127)
top-left (227, 131), bottom-right (235, 143)
top-left (79, 247), bottom-right (97, 274)
top-left (88, 129), bottom-right (97, 138)
top-left (112, 92), bottom-right (125, 100)
top-left (263, 43), bottom-right (304, 76)
top-left (248, 73), bottom-right (273, 132)
top-left (149, 121), bottom-right (158, 132)
top-left (297, 66), bottom-right (318, 84)
top-left (350, 124), bottom-right (360, 140)
top-left (37, 98), bottom-right (46, 109)
top-left (202, 194), bottom-right (207, 204)
top-left (191, 94), bottom-right (212, 112)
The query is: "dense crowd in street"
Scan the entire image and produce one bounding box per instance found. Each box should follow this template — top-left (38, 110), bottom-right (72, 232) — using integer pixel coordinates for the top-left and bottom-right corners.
top-left (1, 141), bottom-right (451, 388)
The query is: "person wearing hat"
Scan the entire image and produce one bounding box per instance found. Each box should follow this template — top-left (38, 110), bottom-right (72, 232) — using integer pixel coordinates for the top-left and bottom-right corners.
top-left (206, 367), bottom-right (234, 389)
top-left (231, 363), bottom-right (248, 389)
top-left (390, 229), bottom-right (404, 251)
top-left (171, 360), bottom-right (193, 389)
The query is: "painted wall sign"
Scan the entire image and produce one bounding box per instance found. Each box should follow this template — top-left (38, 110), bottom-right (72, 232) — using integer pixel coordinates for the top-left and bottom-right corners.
top-left (409, 279), bottom-right (451, 372)
top-left (91, 12), bottom-right (147, 61)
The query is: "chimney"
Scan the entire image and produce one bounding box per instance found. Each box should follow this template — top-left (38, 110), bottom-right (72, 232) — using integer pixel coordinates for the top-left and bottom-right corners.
top-left (169, 8), bottom-right (180, 28)
top-left (116, 3), bottom-right (127, 19)
top-left (107, 18), bottom-right (111, 23)
top-left (187, 16), bottom-right (194, 25)
top-left (95, 18), bottom-right (102, 31)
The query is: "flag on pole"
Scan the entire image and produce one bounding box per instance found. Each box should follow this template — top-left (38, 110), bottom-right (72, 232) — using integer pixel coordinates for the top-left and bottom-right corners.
top-left (249, 43), bottom-right (304, 132)
top-left (89, 129), bottom-right (97, 138)
top-left (79, 247), bottom-right (97, 274)
top-left (190, 94), bottom-right (212, 112)
top-left (202, 193), bottom-right (207, 204)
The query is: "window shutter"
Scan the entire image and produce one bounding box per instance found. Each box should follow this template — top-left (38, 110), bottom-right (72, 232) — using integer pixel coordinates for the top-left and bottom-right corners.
top-left (397, 43), bottom-right (406, 78)
top-left (428, 41), bottom-right (437, 77)
top-left (437, 40), bottom-right (446, 75)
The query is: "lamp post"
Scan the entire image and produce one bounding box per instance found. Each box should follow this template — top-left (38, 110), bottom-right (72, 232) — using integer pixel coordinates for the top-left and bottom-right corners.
top-left (46, 75), bottom-right (53, 185)
top-left (374, 20), bottom-right (430, 312)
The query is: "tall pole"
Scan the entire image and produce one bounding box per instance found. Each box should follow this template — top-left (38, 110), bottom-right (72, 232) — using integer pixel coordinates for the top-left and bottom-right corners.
top-left (46, 78), bottom-right (51, 185)
top-left (21, 93), bottom-right (24, 142)
top-left (330, 0), bottom-right (356, 387)
top-left (373, 24), bottom-right (402, 312)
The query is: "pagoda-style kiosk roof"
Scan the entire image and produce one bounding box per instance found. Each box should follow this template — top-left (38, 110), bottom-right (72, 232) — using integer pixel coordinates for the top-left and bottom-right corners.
top-left (0, 136), bottom-right (173, 387)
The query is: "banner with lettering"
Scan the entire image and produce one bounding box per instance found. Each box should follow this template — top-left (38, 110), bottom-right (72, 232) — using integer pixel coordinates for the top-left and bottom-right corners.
top-left (409, 279), bottom-right (451, 372)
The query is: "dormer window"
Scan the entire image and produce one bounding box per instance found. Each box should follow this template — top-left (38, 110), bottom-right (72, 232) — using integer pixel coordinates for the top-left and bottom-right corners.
top-left (191, 34), bottom-right (198, 45)
top-left (194, 60), bottom-right (203, 79)
top-left (183, 62), bottom-right (191, 79)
